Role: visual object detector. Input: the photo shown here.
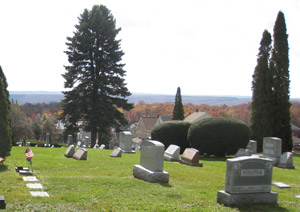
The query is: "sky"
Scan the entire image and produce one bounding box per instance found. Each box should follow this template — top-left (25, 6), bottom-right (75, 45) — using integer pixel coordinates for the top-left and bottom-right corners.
top-left (0, 0), bottom-right (299, 97)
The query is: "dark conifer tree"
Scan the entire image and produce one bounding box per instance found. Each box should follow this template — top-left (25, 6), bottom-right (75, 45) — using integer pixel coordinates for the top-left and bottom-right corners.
top-left (60, 5), bottom-right (133, 147)
top-left (270, 11), bottom-right (292, 152)
top-left (172, 87), bottom-right (184, 120)
top-left (0, 66), bottom-right (12, 158)
top-left (251, 30), bottom-right (273, 152)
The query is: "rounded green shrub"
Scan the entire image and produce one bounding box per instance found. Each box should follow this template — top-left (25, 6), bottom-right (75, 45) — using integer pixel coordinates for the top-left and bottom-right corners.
top-left (188, 117), bottom-right (249, 157)
top-left (151, 121), bottom-right (191, 153)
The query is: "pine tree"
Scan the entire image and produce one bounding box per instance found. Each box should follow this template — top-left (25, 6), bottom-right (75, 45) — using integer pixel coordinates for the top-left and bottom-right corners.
top-left (0, 66), bottom-right (12, 158)
top-left (270, 11), bottom-right (292, 152)
top-left (60, 5), bottom-right (133, 147)
top-left (251, 30), bottom-right (273, 152)
top-left (173, 87), bottom-right (184, 120)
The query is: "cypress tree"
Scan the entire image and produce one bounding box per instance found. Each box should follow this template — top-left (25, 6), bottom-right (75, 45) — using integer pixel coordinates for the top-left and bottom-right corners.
top-left (0, 67), bottom-right (12, 158)
top-left (172, 87), bottom-right (184, 120)
top-left (251, 30), bottom-right (273, 152)
top-left (270, 11), bottom-right (292, 152)
top-left (61, 5), bottom-right (133, 147)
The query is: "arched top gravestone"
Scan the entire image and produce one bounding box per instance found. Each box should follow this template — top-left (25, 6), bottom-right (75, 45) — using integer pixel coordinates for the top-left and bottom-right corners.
top-left (140, 140), bottom-right (164, 172)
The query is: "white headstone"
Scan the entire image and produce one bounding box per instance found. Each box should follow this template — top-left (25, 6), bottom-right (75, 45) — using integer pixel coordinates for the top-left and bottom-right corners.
top-left (277, 152), bottom-right (294, 169)
top-left (26, 183), bottom-right (43, 189)
top-left (100, 144), bottom-right (105, 149)
top-left (263, 137), bottom-right (282, 165)
top-left (30, 191), bottom-right (49, 197)
top-left (235, 148), bottom-right (253, 157)
top-left (120, 131), bottom-right (135, 153)
top-left (93, 144), bottom-right (99, 149)
top-left (164, 145), bottom-right (180, 161)
top-left (23, 176), bottom-right (39, 182)
top-left (272, 182), bottom-right (291, 188)
top-left (110, 147), bottom-right (122, 157)
top-left (246, 140), bottom-right (257, 153)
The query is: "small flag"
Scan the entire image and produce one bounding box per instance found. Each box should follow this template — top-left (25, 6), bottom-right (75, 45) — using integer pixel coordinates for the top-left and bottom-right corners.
top-left (25, 147), bottom-right (34, 158)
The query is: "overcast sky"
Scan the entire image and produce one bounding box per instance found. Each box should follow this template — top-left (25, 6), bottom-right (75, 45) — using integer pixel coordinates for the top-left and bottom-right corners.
top-left (0, 0), bottom-right (299, 97)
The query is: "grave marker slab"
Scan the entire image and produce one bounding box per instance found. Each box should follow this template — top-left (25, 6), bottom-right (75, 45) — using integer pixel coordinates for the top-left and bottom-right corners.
top-left (246, 140), bottom-right (257, 153)
top-left (180, 148), bottom-right (203, 167)
top-left (73, 148), bottom-right (87, 160)
top-left (133, 140), bottom-right (169, 183)
top-left (100, 144), bottom-right (105, 149)
top-left (30, 191), bottom-right (49, 197)
top-left (93, 144), bottom-right (99, 149)
top-left (263, 137), bottom-right (282, 165)
top-left (120, 131), bottom-right (135, 153)
top-left (235, 148), bottom-right (253, 157)
top-left (277, 152), bottom-right (294, 169)
top-left (164, 144), bottom-right (180, 161)
top-left (296, 195), bottom-right (300, 198)
top-left (217, 156), bottom-right (278, 206)
top-left (19, 170), bottom-right (33, 175)
top-left (272, 182), bottom-right (291, 188)
top-left (23, 176), bottom-right (39, 181)
top-left (64, 145), bottom-right (75, 158)
top-left (0, 196), bottom-right (6, 209)
top-left (110, 147), bottom-right (122, 157)
top-left (26, 183), bottom-right (43, 189)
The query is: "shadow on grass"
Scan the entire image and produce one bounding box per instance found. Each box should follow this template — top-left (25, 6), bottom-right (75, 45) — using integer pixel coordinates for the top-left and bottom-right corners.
top-left (233, 203), bottom-right (289, 212)
top-left (159, 183), bottom-right (173, 188)
top-left (200, 157), bottom-right (230, 162)
top-left (0, 164), bottom-right (8, 172)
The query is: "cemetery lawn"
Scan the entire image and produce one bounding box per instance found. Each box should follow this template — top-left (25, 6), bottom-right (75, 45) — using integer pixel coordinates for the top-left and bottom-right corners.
top-left (1, 147), bottom-right (300, 212)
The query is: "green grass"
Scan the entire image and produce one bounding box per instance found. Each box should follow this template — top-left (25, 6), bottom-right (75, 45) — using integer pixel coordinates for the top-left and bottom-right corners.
top-left (0, 147), bottom-right (300, 211)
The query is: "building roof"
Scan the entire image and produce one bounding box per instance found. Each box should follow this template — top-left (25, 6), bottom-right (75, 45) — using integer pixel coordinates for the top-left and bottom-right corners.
top-left (140, 117), bottom-right (159, 131)
top-left (160, 115), bottom-right (173, 122)
top-left (184, 111), bottom-right (212, 123)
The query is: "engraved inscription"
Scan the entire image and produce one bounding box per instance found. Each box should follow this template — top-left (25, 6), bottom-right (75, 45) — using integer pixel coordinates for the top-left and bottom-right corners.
top-left (241, 169), bottom-right (265, 177)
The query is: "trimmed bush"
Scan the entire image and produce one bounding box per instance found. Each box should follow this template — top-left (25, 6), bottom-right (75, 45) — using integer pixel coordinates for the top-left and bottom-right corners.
top-left (188, 117), bottom-right (249, 157)
top-left (151, 121), bottom-right (191, 153)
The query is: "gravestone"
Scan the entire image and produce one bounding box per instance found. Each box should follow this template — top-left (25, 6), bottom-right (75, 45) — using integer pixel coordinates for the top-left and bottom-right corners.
top-left (73, 148), bottom-right (88, 160)
top-left (45, 132), bottom-right (50, 147)
top-left (263, 137), bottom-right (282, 165)
top-left (120, 131), bottom-right (135, 153)
top-left (217, 156), bottom-right (278, 206)
top-left (19, 170), bottom-right (33, 175)
top-left (235, 148), bottom-right (253, 157)
top-left (15, 167), bottom-right (29, 173)
top-left (0, 196), bottom-right (6, 209)
top-left (180, 148), bottom-right (203, 167)
top-left (26, 183), bottom-right (43, 189)
top-left (133, 140), bottom-right (169, 183)
top-left (76, 141), bottom-right (82, 148)
top-left (30, 191), bottom-right (49, 197)
top-left (246, 140), bottom-right (257, 153)
top-left (84, 136), bottom-right (89, 147)
top-left (67, 135), bottom-right (73, 146)
top-left (100, 144), bottom-right (105, 149)
top-left (110, 147), bottom-right (122, 157)
top-left (164, 144), bottom-right (180, 161)
top-left (272, 182), bottom-right (291, 188)
top-left (64, 145), bottom-right (75, 158)
top-left (277, 152), bottom-right (294, 169)
top-left (23, 176), bottom-right (39, 182)
top-left (93, 144), bottom-right (99, 149)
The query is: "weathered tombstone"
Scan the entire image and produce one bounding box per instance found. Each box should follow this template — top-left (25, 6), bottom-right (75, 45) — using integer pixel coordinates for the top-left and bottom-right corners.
top-left (100, 144), bottom-right (105, 149)
top-left (30, 191), bottom-right (49, 197)
top-left (120, 131), bottom-right (135, 153)
top-left (67, 135), bottom-right (73, 146)
top-left (133, 140), bottom-right (169, 183)
top-left (272, 182), bottom-right (291, 188)
top-left (246, 140), bottom-right (257, 153)
top-left (277, 152), bottom-right (294, 169)
top-left (110, 147), bottom-right (122, 157)
top-left (64, 145), bottom-right (75, 158)
top-left (45, 132), bottom-right (50, 147)
top-left (26, 183), bottom-right (43, 189)
top-left (164, 144), bottom-right (180, 161)
top-left (93, 144), bottom-right (99, 149)
top-left (0, 196), bottom-right (6, 209)
top-left (263, 137), bottom-right (282, 165)
top-left (217, 156), bottom-right (278, 206)
top-left (84, 136), bottom-right (89, 147)
top-left (76, 141), bottom-right (82, 148)
top-left (235, 148), bottom-right (253, 157)
top-left (180, 148), bottom-right (203, 167)
top-left (73, 148), bottom-right (88, 160)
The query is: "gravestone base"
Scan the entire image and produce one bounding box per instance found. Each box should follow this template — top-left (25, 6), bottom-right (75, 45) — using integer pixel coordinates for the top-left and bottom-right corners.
top-left (276, 164), bottom-right (295, 169)
top-left (164, 154), bottom-right (179, 162)
top-left (122, 150), bottom-right (136, 154)
top-left (133, 165), bottom-right (169, 183)
top-left (179, 159), bottom-right (203, 167)
top-left (217, 190), bottom-right (278, 206)
top-left (0, 196), bottom-right (6, 209)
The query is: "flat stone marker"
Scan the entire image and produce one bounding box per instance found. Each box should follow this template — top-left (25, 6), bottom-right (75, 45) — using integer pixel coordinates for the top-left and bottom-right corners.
top-left (0, 196), bottom-right (6, 209)
top-left (19, 170), bottom-right (33, 175)
top-left (110, 147), bottom-right (122, 157)
top-left (277, 152), bottom-right (294, 169)
top-left (272, 182), bottom-right (291, 188)
top-left (30, 191), bottom-right (49, 197)
top-left (100, 144), bottom-right (105, 149)
top-left (246, 140), bottom-right (257, 153)
top-left (64, 145), bottom-right (75, 158)
top-left (73, 148), bottom-right (87, 160)
top-left (263, 137), bottom-right (282, 165)
top-left (164, 144), bottom-right (180, 161)
top-left (23, 176), bottom-right (39, 182)
top-left (296, 195), bottom-right (300, 198)
top-left (133, 140), bottom-right (169, 183)
top-left (26, 183), bottom-right (43, 189)
top-left (180, 148), bottom-right (203, 167)
top-left (217, 156), bottom-right (278, 206)
top-left (15, 167), bottom-right (29, 172)
top-left (120, 131), bottom-right (135, 153)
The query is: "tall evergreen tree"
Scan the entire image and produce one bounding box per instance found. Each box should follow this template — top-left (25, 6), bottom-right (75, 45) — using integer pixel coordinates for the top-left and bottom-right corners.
top-left (60, 5), bottom-right (133, 147)
top-left (173, 87), bottom-right (184, 120)
top-left (0, 66), bottom-right (12, 158)
top-left (251, 30), bottom-right (273, 152)
top-left (270, 11), bottom-right (292, 152)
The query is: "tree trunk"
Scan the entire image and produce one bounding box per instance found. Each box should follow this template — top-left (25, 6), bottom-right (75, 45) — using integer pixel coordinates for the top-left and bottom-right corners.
top-left (91, 129), bottom-right (97, 148)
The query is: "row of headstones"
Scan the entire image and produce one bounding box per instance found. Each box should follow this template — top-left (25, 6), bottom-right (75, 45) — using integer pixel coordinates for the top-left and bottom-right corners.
top-left (235, 137), bottom-right (294, 169)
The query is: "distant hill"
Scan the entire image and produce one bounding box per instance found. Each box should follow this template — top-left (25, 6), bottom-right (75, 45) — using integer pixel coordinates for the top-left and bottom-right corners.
top-left (9, 91), bottom-right (254, 105)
